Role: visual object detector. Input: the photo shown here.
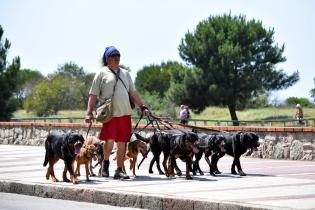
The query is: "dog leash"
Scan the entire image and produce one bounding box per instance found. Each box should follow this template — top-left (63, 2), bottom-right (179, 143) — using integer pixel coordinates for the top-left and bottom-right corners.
top-left (150, 114), bottom-right (222, 133)
top-left (137, 114), bottom-right (164, 170)
top-left (86, 122), bottom-right (92, 139)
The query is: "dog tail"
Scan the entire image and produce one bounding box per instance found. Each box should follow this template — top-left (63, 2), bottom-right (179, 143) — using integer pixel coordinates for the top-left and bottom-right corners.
top-left (134, 133), bottom-right (150, 143)
top-left (43, 138), bottom-right (50, 167)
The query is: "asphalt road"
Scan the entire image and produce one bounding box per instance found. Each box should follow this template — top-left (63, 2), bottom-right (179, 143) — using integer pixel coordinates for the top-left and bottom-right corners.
top-left (0, 192), bottom-right (145, 210)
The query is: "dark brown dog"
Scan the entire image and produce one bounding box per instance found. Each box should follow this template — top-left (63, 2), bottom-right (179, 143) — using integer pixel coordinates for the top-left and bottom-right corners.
top-left (192, 133), bottom-right (226, 176)
top-left (122, 139), bottom-right (148, 176)
top-left (135, 129), bottom-right (199, 180)
top-left (75, 144), bottom-right (97, 181)
top-left (43, 131), bottom-right (84, 184)
top-left (211, 132), bottom-right (260, 176)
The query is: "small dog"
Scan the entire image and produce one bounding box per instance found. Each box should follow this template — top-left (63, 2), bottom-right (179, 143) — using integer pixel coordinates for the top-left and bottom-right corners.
top-left (43, 131), bottom-right (85, 184)
top-left (122, 139), bottom-right (148, 177)
top-left (75, 144), bottom-right (97, 181)
top-left (211, 132), bottom-right (260, 176)
top-left (85, 136), bottom-right (104, 176)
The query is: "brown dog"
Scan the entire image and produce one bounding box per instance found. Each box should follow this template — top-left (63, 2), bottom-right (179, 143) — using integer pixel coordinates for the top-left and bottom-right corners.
top-left (84, 136), bottom-right (104, 176)
top-left (75, 144), bottom-right (97, 181)
top-left (122, 139), bottom-right (148, 176)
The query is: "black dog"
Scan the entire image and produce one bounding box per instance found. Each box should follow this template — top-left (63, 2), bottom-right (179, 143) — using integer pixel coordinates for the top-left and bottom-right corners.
top-left (43, 131), bottom-right (85, 184)
top-left (211, 132), bottom-right (260, 176)
top-left (192, 133), bottom-right (226, 176)
top-left (135, 129), bottom-right (199, 179)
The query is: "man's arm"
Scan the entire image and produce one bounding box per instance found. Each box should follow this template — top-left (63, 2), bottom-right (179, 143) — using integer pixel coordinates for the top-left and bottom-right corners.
top-left (129, 90), bottom-right (150, 115)
top-left (85, 94), bottom-right (97, 123)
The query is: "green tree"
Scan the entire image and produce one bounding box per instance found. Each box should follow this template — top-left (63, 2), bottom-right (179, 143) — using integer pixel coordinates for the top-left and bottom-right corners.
top-left (24, 62), bottom-right (92, 116)
top-left (310, 78), bottom-right (315, 103)
top-left (16, 69), bottom-right (44, 108)
top-left (178, 14), bottom-right (299, 125)
top-left (286, 97), bottom-right (311, 107)
top-left (135, 64), bottom-right (170, 97)
top-left (24, 76), bottom-right (70, 116)
top-left (53, 62), bottom-right (93, 109)
top-left (0, 25), bottom-right (21, 121)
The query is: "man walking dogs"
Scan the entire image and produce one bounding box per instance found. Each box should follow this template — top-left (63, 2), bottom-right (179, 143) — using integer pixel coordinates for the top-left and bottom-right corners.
top-left (85, 46), bottom-right (150, 179)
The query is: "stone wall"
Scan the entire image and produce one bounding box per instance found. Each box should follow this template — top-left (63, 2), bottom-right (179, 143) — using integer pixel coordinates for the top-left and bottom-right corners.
top-left (0, 122), bottom-right (314, 161)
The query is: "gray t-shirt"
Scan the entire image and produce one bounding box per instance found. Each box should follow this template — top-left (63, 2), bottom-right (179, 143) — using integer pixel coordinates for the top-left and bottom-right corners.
top-left (89, 66), bottom-right (135, 117)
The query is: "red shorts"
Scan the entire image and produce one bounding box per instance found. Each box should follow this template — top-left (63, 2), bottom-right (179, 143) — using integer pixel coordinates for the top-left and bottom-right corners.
top-left (99, 115), bottom-right (132, 143)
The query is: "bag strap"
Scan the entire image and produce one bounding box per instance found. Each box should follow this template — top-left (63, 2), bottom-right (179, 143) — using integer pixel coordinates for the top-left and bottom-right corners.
top-left (110, 68), bottom-right (129, 93)
top-left (108, 68), bottom-right (119, 98)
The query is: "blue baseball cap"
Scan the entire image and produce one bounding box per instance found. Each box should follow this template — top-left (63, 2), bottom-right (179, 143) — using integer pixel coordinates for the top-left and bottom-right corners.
top-left (104, 46), bottom-right (120, 62)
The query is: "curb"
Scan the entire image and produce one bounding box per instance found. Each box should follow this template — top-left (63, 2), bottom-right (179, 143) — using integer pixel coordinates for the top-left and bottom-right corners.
top-left (0, 181), bottom-right (272, 210)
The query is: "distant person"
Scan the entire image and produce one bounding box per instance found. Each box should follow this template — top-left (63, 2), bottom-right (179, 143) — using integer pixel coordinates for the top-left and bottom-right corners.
top-left (179, 105), bottom-right (190, 124)
top-left (295, 104), bottom-right (304, 125)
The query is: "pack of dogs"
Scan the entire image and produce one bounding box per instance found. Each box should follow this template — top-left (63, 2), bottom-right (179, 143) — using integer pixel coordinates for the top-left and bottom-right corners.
top-left (43, 129), bottom-right (260, 184)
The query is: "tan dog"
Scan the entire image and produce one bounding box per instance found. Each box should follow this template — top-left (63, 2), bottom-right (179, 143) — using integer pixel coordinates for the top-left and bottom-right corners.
top-left (85, 136), bottom-right (104, 176)
top-left (123, 139), bottom-right (148, 176)
top-left (75, 143), bottom-right (97, 181)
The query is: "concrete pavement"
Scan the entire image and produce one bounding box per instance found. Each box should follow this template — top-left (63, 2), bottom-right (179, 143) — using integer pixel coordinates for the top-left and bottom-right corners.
top-left (0, 144), bottom-right (315, 210)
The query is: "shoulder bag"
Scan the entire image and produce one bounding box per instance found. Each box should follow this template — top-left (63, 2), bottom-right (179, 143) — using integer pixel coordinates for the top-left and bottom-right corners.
top-left (95, 71), bottom-right (119, 123)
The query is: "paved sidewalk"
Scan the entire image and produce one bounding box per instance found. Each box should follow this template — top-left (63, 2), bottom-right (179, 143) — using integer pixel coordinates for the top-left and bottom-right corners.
top-left (0, 144), bottom-right (315, 210)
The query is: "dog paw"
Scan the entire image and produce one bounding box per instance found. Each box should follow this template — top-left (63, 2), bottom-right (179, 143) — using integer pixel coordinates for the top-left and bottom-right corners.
top-left (176, 171), bottom-right (182, 176)
top-left (231, 171), bottom-right (238, 175)
top-left (159, 171), bottom-right (164, 175)
top-left (63, 178), bottom-right (71, 182)
top-left (239, 171), bottom-right (246, 176)
top-left (214, 170), bottom-right (221, 174)
top-left (199, 171), bottom-right (204, 176)
top-left (51, 177), bottom-right (58, 182)
top-left (149, 170), bottom-right (154, 174)
top-left (186, 176), bottom-right (193, 180)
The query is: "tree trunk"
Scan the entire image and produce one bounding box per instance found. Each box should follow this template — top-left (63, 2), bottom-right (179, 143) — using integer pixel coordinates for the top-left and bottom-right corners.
top-left (228, 104), bottom-right (239, 126)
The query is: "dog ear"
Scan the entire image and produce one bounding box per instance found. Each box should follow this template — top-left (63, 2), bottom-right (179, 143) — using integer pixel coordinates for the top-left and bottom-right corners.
top-left (79, 134), bottom-right (85, 143)
top-left (192, 128), bottom-right (197, 134)
top-left (64, 133), bottom-right (71, 144)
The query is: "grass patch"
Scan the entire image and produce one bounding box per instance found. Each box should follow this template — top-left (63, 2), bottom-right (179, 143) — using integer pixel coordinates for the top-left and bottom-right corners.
top-left (13, 106), bottom-right (315, 122)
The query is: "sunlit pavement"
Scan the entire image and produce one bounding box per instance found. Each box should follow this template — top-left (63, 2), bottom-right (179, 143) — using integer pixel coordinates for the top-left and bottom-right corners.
top-left (1, 144), bottom-right (315, 210)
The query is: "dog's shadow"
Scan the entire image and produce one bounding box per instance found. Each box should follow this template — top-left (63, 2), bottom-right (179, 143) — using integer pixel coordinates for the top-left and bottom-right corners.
top-left (213, 173), bottom-right (272, 178)
top-left (129, 175), bottom-right (171, 181)
top-left (131, 175), bottom-right (217, 182)
top-left (77, 179), bottom-right (109, 185)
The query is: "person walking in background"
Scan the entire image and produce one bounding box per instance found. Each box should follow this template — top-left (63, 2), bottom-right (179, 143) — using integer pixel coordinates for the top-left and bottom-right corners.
top-left (179, 105), bottom-right (190, 124)
top-left (85, 46), bottom-right (150, 180)
top-left (295, 104), bottom-right (304, 125)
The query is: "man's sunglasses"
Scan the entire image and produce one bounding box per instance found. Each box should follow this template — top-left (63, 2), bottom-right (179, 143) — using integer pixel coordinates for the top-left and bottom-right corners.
top-left (110, 54), bottom-right (120, 57)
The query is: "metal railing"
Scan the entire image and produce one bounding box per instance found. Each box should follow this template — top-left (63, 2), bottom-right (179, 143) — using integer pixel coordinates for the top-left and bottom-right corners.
top-left (10, 117), bottom-right (315, 127)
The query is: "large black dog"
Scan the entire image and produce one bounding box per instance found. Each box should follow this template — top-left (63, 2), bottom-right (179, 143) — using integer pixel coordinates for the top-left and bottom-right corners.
top-left (135, 129), bottom-right (199, 179)
top-left (192, 133), bottom-right (226, 176)
top-left (43, 131), bottom-right (85, 184)
top-left (211, 131), bottom-right (260, 176)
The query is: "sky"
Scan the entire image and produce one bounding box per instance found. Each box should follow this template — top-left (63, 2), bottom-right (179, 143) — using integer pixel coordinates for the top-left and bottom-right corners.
top-left (1, 0), bottom-right (314, 102)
